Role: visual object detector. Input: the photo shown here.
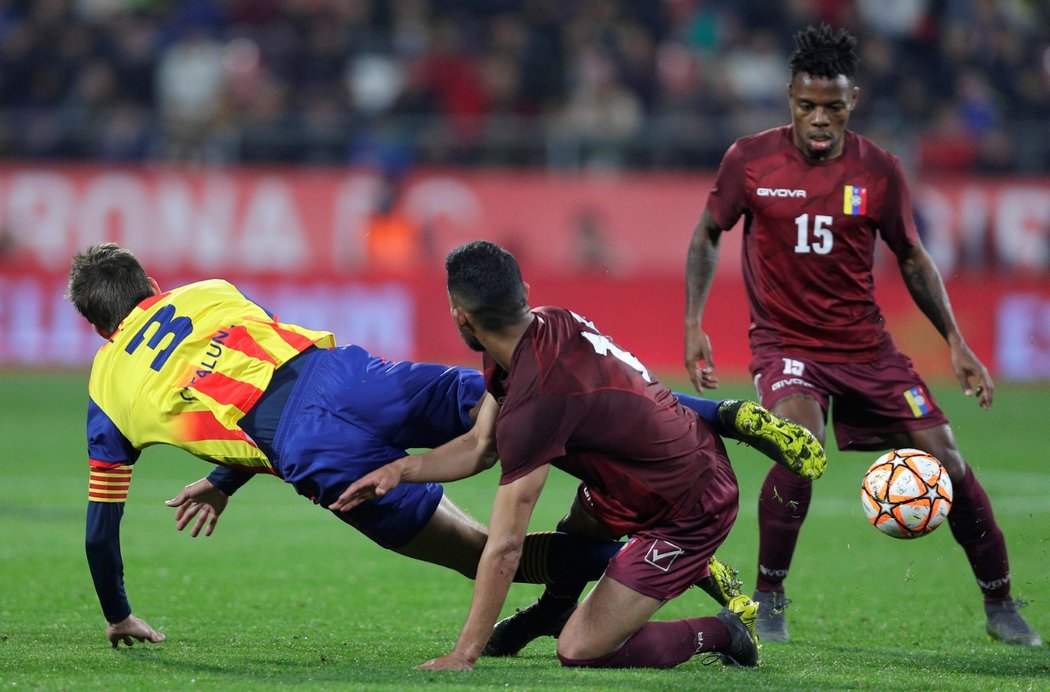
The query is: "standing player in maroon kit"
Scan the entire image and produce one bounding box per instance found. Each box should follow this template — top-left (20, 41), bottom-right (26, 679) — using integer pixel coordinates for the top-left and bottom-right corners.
top-left (684, 24), bottom-right (1040, 646)
top-left (332, 240), bottom-right (827, 670)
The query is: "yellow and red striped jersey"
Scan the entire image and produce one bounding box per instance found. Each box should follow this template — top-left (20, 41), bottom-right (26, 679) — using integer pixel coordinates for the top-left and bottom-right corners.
top-left (86, 279), bottom-right (334, 498)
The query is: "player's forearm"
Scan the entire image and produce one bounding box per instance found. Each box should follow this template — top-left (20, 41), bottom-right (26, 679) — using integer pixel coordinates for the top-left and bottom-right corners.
top-left (685, 213), bottom-right (722, 324)
top-left (898, 249), bottom-right (964, 344)
top-left (206, 465), bottom-right (254, 496)
top-left (85, 501), bottom-right (132, 623)
top-left (451, 477), bottom-right (541, 661)
top-left (452, 542), bottom-right (521, 663)
top-left (399, 431), bottom-right (497, 483)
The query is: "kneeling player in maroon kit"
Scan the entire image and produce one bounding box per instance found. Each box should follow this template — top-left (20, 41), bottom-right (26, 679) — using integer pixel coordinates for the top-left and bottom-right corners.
top-left (331, 240), bottom-right (826, 670)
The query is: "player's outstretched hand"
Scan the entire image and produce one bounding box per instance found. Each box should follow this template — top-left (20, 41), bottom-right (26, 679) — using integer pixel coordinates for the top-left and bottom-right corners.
top-left (684, 324), bottom-right (719, 394)
top-left (328, 463), bottom-right (403, 512)
top-left (416, 652), bottom-right (475, 670)
top-left (165, 478), bottom-right (228, 537)
top-left (106, 614), bottom-right (165, 649)
top-left (951, 342), bottom-right (994, 410)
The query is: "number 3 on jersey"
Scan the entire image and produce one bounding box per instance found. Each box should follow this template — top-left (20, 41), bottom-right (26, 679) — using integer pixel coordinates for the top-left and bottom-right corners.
top-left (125, 304), bottom-right (193, 371)
top-left (794, 213), bottom-right (834, 254)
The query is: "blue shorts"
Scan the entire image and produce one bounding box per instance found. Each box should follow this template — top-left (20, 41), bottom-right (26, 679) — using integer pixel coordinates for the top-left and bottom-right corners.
top-left (266, 346), bottom-right (485, 548)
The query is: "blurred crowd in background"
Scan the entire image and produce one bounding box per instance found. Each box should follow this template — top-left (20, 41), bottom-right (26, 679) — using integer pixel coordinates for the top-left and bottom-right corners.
top-left (0, 0), bottom-right (1048, 173)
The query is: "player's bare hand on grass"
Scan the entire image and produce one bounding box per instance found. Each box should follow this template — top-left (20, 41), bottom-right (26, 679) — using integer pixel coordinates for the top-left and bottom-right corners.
top-left (684, 324), bottom-right (719, 393)
top-left (329, 463), bottom-right (404, 512)
top-left (165, 479), bottom-right (228, 537)
top-left (416, 652), bottom-right (475, 670)
top-left (106, 614), bottom-right (165, 648)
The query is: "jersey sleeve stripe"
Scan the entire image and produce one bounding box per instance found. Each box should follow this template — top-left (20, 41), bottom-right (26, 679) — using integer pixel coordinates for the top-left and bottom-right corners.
top-left (89, 478), bottom-right (131, 487)
top-left (89, 465), bottom-right (132, 502)
top-left (88, 460), bottom-right (133, 472)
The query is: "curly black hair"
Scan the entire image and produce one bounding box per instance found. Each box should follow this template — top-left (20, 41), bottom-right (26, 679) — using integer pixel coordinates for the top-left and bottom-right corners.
top-left (788, 24), bottom-right (859, 79)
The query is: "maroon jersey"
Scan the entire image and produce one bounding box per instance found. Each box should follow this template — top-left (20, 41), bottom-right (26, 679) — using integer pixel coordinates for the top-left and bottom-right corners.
top-left (486, 307), bottom-right (727, 536)
top-left (706, 125), bottom-right (921, 361)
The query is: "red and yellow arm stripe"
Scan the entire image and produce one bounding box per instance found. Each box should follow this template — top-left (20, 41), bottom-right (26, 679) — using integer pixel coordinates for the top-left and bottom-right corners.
top-left (88, 462), bottom-right (132, 503)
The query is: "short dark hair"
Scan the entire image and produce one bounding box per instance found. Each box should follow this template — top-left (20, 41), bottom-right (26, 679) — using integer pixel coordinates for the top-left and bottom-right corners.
top-left (445, 240), bottom-right (528, 330)
top-left (66, 243), bottom-right (153, 334)
top-left (789, 24), bottom-right (859, 80)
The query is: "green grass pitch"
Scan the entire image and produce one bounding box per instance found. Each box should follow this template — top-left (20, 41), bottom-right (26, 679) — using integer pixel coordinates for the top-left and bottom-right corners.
top-left (0, 371), bottom-right (1047, 690)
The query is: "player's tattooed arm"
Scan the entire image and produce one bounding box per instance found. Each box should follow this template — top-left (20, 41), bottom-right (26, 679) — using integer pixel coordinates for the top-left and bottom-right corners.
top-left (685, 208), bottom-right (725, 393)
top-left (897, 242), bottom-right (993, 408)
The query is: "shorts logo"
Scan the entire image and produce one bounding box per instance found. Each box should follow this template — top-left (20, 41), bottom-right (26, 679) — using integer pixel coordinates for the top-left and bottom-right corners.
top-left (644, 539), bottom-right (685, 572)
top-left (903, 386), bottom-right (931, 417)
top-left (771, 377), bottom-right (813, 392)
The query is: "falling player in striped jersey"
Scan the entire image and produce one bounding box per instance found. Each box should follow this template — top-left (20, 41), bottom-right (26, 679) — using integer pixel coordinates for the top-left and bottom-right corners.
top-left (69, 242), bottom-right (632, 648)
top-left (684, 24), bottom-right (1040, 646)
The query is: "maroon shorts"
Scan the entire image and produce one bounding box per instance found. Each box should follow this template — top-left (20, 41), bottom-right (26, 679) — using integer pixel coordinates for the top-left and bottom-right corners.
top-left (749, 344), bottom-right (949, 452)
top-left (596, 455), bottom-right (739, 602)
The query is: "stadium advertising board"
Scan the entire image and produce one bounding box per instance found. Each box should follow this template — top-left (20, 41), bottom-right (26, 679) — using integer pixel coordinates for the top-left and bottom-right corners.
top-left (0, 165), bottom-right (1046, 379)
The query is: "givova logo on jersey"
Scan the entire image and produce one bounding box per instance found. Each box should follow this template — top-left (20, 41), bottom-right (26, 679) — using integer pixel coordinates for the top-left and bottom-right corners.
top-left (757, 187), bottom-right (806, 198)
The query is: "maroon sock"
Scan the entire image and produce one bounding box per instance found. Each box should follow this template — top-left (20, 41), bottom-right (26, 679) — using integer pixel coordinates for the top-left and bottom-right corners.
top-left (756, 463), bottom-right (812, 591)
top-left (557, 617), bottom-right (731, 669)
top-left (947, 466), bottom-right (1012, 602)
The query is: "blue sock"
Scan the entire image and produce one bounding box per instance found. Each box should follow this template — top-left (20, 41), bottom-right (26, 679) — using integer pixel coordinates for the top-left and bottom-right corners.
top-left (674, 392), bottom-right (722, 427)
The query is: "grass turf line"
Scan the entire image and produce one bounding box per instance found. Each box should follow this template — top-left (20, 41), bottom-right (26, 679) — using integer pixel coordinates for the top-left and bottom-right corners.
top-left (0, 372), bottom-right (1047, 689)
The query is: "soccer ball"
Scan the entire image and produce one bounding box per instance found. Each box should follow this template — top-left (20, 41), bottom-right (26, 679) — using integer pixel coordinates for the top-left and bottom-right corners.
top-left (860, 448), bottom-right (953, 539)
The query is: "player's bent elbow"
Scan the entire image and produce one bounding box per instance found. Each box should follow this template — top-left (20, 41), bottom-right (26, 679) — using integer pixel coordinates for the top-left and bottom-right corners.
top-left (477, 448), bottom-right (498, 471)
top-left (490, 540), bottom-right (524, 576)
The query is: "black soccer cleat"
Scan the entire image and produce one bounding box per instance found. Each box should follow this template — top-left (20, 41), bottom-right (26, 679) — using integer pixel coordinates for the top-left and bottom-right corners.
top-left (482, 596), bottom-right (577, 657)
top-left (752, 588), bottom-right (791, 643)
top-left (985, 599), bottom-right (1043, 646)
top-left (714, 595), bottom-right (761, 667)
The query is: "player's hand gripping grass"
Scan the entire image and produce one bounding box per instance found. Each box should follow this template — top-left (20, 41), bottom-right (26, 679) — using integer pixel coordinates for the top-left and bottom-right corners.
top-left (417, 652), bottom-right (475, 671)
top-left (106, 614), bottom-right (165, 649)
top-left (165, 478), bottom-right (229, 537)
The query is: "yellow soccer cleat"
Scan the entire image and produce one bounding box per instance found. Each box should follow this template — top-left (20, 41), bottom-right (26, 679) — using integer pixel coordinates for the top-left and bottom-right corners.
top-left (717, 399), bottom-right (827, 480)
top-left (714, 595), bottom-right (761, 667)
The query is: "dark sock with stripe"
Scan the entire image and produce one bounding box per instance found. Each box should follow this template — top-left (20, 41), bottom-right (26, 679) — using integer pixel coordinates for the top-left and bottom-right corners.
top-left (947, 466), bottom-right (1012, 602)
top-left (517, 532), bottom-right (622, 597)
top-left (756, 463), bottom-right (812, 591)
